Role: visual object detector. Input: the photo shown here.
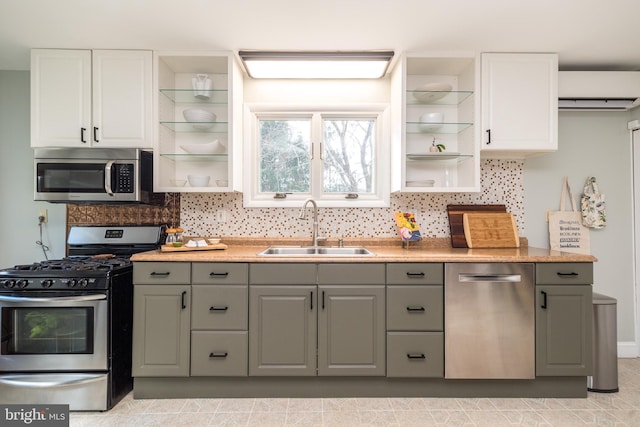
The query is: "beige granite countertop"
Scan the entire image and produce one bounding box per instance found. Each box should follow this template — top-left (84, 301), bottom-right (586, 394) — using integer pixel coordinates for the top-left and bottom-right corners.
top-left (130, 237), bottom-right (597, 263)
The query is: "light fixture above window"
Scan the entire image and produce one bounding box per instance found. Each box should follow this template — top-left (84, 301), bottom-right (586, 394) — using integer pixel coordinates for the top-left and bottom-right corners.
top-left (238, 50), bottom-right (394, 79)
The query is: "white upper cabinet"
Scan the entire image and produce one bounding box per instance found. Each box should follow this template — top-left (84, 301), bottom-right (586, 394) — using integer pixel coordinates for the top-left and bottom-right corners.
top-left (481, 53), bottom-right (558, 158)
top-left (31, 49), bottom-right (153, 148)
top-left (391, 52), bottom-right (481, 193)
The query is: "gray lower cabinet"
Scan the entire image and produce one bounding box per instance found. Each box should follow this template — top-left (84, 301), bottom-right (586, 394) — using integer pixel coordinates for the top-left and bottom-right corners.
top-left (249, 285), bottom-right (317, 376)
top-left (132, 284), bottom-right (191, 377)
top-left (249, 263), bottom-right (386, 376)
top-left (318, 285), bottom-right (386, 376)
top-left (191, 263), bottom-right (249, 376)
top-left (535, 263), bottom-right (593, 376)
top-left (133, 262), bottom-right (191, 377)
top-left (386, 263), bottom-right (444, 378)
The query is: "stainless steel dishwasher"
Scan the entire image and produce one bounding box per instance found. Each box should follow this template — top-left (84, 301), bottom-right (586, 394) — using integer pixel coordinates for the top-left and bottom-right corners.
top-left (445, 263), bottom-right (535, 379)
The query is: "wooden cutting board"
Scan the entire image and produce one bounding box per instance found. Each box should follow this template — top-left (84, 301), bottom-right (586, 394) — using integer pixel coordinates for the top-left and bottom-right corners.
top-left (463, 213), bottom-right (520, 248)
top-left (447, 204), bottom-right (507, 248)
top-left (160, 243), bottom-right (228, 252)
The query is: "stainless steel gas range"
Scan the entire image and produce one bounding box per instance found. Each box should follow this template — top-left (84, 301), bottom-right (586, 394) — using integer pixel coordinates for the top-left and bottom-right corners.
top-left (0, 226), bottom-right (161, 411)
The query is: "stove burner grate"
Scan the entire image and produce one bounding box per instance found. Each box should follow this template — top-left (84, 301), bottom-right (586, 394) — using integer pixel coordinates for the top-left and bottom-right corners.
top-left (11, 256), bottom-right (131, 273)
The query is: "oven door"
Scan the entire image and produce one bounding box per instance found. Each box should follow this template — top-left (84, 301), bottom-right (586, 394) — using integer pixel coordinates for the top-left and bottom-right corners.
top-left (0, 292), bottom-right (108, 372)
top-left (34, 159), bottom-right (138, 203)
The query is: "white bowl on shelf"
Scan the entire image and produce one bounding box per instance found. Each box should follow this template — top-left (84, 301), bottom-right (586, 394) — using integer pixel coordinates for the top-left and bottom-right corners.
top-left (419, 112), bottom-right (444, 132)
top-left (412, 82), bottom-right (453, 103)
top-left (180, 139), bottom-right (225, 154)
top-left (183, 108), bottom-right (216, 130)
top-left (187, 175), bottom-right (210, 187)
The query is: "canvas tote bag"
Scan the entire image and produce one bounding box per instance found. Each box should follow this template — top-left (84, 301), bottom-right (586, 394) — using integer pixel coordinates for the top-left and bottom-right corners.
top-left (548, 176), bottom-right (591, 254)
top-left (581, 176), bottom-right (606, 229)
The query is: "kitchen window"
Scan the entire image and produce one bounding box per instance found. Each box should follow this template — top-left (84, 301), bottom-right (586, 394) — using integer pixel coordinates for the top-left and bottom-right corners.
top-left (244, 104), bottom-right (390, 207)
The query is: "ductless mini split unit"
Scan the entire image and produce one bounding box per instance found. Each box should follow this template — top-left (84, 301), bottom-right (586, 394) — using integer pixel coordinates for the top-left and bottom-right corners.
top-left (558, 71), bottom-right (640, 111)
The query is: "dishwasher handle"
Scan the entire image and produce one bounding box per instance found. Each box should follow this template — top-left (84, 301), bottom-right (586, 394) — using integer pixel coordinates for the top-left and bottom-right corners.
top-left (458, 274), bottom-right (522, 283)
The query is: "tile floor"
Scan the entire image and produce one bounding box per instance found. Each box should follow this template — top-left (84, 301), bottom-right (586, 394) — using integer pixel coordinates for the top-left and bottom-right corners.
top-left (70, 358), bottom-right (640, 426)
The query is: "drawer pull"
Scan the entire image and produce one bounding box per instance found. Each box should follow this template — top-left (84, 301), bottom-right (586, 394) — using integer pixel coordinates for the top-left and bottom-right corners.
top-left (406, 306), bottom-right (425, 312)
top-left (209, 352), bottom-right (228, 358)
top-left (150, 272), bottom-right (170, 277)
top-left (181, 291), bottom-right (187, 309)
top-left (407, 353), bottom-right (426, 360)
top-left (406, 272), bottom-right (425, 278)
top-left (209, 306), bottom-right (229, 312)
top-left (209, 272), bottom-right (229, 278)
top-left (557, 272), bottom-right (579, 277)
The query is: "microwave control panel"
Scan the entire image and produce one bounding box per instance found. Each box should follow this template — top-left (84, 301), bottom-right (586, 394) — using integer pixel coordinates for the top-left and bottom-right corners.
top-left (115, 164), bottom-right (134, 193)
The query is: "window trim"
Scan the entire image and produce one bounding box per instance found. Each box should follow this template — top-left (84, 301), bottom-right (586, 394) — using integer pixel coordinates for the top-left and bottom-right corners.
top-left (243, 103), bottom-right (390, 208)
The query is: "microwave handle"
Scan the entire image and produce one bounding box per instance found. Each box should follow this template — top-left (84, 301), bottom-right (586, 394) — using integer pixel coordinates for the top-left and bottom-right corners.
top-left (105, 161), bottom-right (115, 196)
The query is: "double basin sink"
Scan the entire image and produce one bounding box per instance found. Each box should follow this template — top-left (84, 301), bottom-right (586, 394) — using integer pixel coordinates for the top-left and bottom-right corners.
top-left (258, 246), bottom-right (375, 257)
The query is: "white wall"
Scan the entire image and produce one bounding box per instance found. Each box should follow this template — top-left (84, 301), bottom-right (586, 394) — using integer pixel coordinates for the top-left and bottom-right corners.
top-left (0, 70), bottom-right (66, 266)
top-left (524, 111), bottom-right (635, 352)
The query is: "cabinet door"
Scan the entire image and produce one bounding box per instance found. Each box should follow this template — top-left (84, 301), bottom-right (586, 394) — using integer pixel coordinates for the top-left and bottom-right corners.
top-left (92, 50), bottom-right (152, 148)
top-left (481, 53), bottom-right (558, 156)
top-left (536, 285), bottom-right (592, 376)
top-left (132, 285), bottom-right (190, 377)
top-left (31, 49), bottom-right (92, 147)
top-left (249, 286), bottom-right (317, 376)
top-left (318, 285), bottom-right (385, 376)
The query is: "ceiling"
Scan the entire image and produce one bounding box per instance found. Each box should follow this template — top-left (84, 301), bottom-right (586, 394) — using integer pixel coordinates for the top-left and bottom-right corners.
top-left (3, 0), bottom-right (640, 72)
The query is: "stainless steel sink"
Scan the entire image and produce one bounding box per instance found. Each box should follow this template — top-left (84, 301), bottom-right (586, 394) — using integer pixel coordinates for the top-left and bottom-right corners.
top-left (258, 246), bottom-right (375, 256)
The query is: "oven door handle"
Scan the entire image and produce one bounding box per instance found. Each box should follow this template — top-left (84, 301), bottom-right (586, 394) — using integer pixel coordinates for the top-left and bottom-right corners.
top-left (0, 374), bottom-right (105, 388)
top-left (105, 160), bottom-right (115, 196)
top-left (0, 294), bottom-right (107, 303)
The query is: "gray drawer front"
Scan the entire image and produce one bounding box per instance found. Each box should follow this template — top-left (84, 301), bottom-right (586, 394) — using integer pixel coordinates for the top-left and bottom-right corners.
top-left (387, 263), bottom-right (443, 285)
top-left (536, 263), bottom-right (593, 285)
top-left (133, 262), bottom-right (191, 284)
top-left (192, 263), bottom-right (248, 285)
top-left (387, 332), bottom-right (443, 378)
top-left (191, 331), bottom-right (248, 376)
top-left (318, 264), bottom-right (385, 285)
top-left (250, 264), bottom-right (316, 285)
top-left (191, 285), bottom-right (248, 330)
top-left (387, 286), bottom-right (443, 331)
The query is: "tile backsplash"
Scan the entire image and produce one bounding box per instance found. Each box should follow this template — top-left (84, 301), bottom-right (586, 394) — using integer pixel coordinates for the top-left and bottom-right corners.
top-left (181, 160), bottom-right (525, 239)
top-left (66, 193), bottom-right (181, 229)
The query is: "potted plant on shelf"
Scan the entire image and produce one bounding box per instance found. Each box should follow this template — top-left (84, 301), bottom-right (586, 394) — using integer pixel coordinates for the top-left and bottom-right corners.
top-left (429, 138), bottom-right (446, 153)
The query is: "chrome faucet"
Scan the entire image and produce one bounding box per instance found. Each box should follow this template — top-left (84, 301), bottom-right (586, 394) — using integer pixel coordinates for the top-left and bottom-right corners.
top-left (299, 198), bottom-right (320, 247)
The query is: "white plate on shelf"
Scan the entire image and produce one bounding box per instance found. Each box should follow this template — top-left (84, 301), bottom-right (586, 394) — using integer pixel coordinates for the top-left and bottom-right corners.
top-left (407, 152), bottom-right (460, 160)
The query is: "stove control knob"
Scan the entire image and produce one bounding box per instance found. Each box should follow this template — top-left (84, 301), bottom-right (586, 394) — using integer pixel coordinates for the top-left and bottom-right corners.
top-left (78, 278), bottom-right (89, 288)
top-left (40, 279), bottom-right (54, 288)
top-left (2, 280), bottom-right (16, 289)
top-left (16, 280), bottom-right (29, 289)
top-left (67, 279), bottom-right (77, 288)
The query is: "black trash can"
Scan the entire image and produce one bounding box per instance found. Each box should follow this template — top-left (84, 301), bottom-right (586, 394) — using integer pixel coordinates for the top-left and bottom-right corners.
top-left (587, 293), bottom-right (618, 393)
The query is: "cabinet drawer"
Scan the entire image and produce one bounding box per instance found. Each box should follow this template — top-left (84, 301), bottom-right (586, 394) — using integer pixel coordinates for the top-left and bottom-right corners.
top-left (191, 285), bottom-right (248, 330)
top-left (386, 332), bottom-right (443, 378)
top-left (318, 264), bottom-right (385, 285)
top-left (536, 263), bottom-right (593, 285)
top-left (192, 263), bottom-right (248, 285)
top-left (387, 263), bottom-right (443, 285)
top-left (133, 262), bottom-right (191, 284)
top-left (250, 264), bottom-right (316, 285)
top-left (387, 286), bottom-right (443, 331)
top-left (191, 331), bottom-right (248, 376)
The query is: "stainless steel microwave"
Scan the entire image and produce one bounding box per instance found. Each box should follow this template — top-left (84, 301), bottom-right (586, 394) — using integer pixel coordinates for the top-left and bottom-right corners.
top-left (34, 148), bottom-right (155, 203)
